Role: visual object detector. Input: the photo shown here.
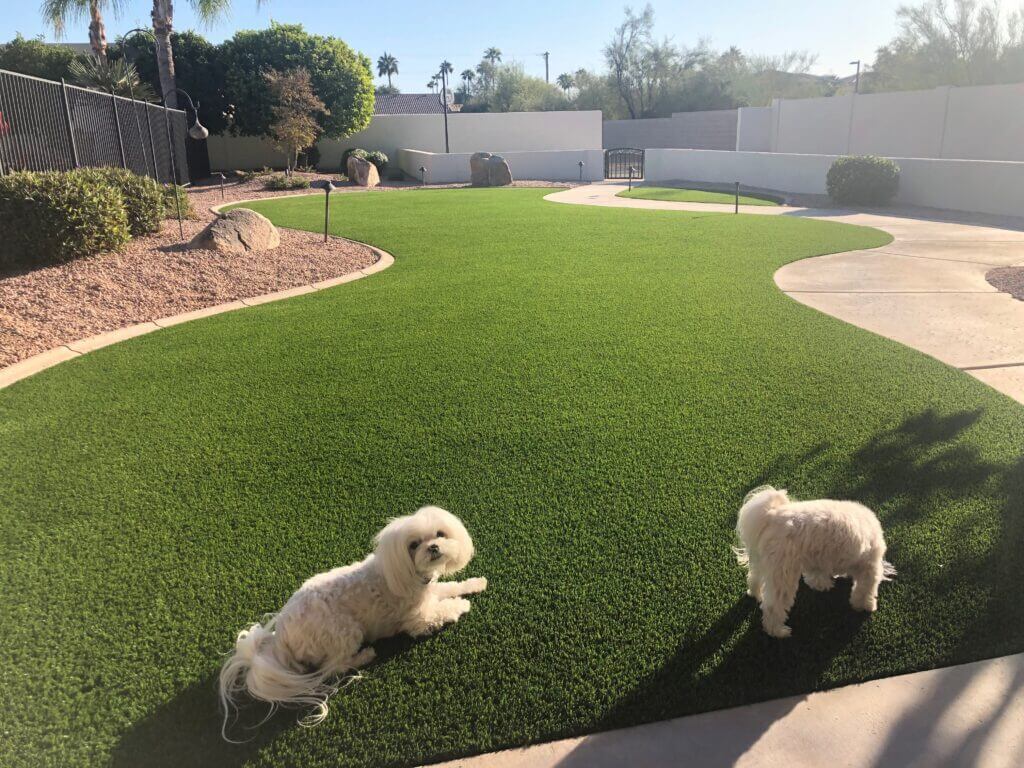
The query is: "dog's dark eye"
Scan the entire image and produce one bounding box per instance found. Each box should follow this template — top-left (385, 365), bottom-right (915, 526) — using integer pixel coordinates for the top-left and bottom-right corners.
top-left (436, 530), bottom-right (446, 538)
top-left (408, 540), bottom-right (420, 551)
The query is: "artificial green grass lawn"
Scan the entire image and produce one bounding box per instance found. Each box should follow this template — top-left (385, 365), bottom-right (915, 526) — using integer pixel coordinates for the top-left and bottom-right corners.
top-left (1, 188), bottom-right (1023, 767)
top-left (619, 185), bottom-right (781, 205)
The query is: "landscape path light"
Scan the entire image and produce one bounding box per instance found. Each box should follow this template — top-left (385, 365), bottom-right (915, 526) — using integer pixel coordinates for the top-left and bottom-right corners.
top-left (323, 180), bottom-right (336, 242)
top-left (578, 160), bottom-right (585, 182)
top-left (419, 165), bottom-right (427, 185)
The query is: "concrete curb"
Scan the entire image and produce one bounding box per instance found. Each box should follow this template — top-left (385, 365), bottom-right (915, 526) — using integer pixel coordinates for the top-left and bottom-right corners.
top-left (0, 194), bottom-right (394, 391)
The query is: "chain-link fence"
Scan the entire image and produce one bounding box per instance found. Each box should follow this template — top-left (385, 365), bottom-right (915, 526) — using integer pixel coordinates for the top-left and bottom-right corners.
top-left (0, 68), bottom-right (189, 184)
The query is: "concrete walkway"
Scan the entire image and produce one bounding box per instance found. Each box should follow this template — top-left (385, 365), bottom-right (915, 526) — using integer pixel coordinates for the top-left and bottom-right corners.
top-left (437, 654), bottom-right (1024, 768)
top-left (546, 183), bottom-right (1024, 403)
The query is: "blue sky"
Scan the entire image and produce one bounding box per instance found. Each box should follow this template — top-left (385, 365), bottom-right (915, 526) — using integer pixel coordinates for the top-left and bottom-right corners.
top-left (3, 1), bottom-right (905, 90)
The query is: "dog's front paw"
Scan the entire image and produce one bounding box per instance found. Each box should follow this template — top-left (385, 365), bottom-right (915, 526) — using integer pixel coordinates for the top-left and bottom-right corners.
top-left (763, 621), bottom-right (792, 639)
top-left (463, 577), bottom-right (488, 594)
top-left (852, 596), bottom-right (878, 613)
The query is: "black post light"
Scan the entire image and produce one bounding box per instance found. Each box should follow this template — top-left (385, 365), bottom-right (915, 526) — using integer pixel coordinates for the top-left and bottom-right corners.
top-left (324, 180), bottom-right (336, 242)
top-left (850, 60), bottom-right (861, 94)
top-left (217, 171), bottom-right (226, 199)
top-left (628, 165), bottom-right (635, 191)
top-left (735, 181), bottom-right (740, 214)
top-left (578, 160), bottom-right (585, 182)
top-left (174, 88), bottom-right (209, 140)
top-left (419, 165), bottom-right (427, 185)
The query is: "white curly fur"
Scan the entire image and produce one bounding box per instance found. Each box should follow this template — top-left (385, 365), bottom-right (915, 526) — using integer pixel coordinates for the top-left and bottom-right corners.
top-left (734, 486), bottom-right (894, 638)
top-left (219, 506), bottom-right (486, 736)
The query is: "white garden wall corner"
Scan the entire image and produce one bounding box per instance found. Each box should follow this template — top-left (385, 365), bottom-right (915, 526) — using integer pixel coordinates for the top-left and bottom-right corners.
top-left (645, 148), bottom-right (1024, 218)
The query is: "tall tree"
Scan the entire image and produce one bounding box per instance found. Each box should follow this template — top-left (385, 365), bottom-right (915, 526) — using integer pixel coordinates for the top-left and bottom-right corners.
top-left (265, 67), bottom-right (328, 172)
top-left (556, 72), bottom-right (574, 92)
top-left (483, 47), bottom-right (502, 65)
top-left (604, 4), bottom-right (679, 118)
top-left (460, 68), bottom-right (475, 87)
top-left (376, 51), bottom-right (398, 88)
top-left (41, 0), bottom-right (115, 62)
top-left (151, 0), bottom-right (235, 109)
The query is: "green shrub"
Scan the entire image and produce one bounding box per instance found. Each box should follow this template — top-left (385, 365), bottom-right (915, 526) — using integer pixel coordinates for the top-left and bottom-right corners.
top-left (341, 148), bottom-right (388, 173)
top-left (0, 170), bottom-right (130, 268)
top-left (238, 167), bottom-right (274, 182)
top-left (264, 173), bottom-right (310, 190)
top-left (76, 168), bottom-right (165, 235)
top-left (162, 184), bottom-right (196, 220)
top-left (826, 155), bottom-right (900, 205)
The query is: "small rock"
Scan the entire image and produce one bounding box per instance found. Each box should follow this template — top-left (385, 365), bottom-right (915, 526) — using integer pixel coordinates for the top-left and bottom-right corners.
top-left (347, 155), bottom-right (380, 187)
top-left (190, 208), bottom-right (280, 254)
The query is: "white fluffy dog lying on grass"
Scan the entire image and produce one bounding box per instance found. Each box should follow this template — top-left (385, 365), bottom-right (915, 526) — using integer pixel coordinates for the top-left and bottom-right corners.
top-left (734, 486), bottom-right (895, 638)
top-left (219, 506), bottom-right (486, 733)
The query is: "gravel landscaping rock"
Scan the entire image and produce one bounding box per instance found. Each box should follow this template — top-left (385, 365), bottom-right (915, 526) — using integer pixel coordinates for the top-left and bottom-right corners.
top-left (987, 266), bottom-right (1024, 301)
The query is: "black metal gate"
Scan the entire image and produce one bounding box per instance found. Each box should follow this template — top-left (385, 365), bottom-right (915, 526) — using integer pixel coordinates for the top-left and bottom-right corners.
top-left (604, 148), bottom-right (644, 179)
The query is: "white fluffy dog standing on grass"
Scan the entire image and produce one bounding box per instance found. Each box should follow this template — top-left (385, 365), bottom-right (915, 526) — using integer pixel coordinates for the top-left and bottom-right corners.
top-left (734, 486), bottom-right (895, 638)
top-left (219, 506), bottom-right (486, 733)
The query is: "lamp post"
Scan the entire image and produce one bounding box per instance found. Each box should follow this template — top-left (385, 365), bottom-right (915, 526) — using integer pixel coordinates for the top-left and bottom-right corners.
top-left (734, 181), bottom-right (740, 214)
top-left (578, 160), bottom-right (585, 182)
top-left (174, 88), bottom-right (209, 140)
top-left (849, 60), bottom-right (861, 94)
top-left (419, 165), bottom-right (427, 185)
top-left (216, 171), bottom-right (226, 200)
top-left (323, 180), bottom-right (336, 242)
top-left (628, 165), bottom-right (636, 191)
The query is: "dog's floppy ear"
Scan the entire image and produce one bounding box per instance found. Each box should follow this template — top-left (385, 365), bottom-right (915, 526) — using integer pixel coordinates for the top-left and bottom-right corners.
top-left (438, 508), bottom-right (474, 575)
top-left (374, 516), bottom-right (419, 597)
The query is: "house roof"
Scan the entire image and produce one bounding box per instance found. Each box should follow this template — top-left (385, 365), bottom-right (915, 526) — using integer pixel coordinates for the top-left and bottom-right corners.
top-left (374, 92), bottom-right (462, 115)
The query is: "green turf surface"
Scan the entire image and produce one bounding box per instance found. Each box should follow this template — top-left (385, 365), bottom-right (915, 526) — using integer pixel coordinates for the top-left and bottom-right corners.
top-left (619, 185), bottom-right (782, 205)
top-left (2, 188), bottom-right (1023, 768)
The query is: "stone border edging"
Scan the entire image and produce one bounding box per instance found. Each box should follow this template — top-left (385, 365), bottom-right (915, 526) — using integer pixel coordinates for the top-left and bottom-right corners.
top-left (0, 193), bottom-right (394, 391)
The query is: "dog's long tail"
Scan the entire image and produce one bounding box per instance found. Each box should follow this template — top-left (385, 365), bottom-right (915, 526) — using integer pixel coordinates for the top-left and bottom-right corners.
top-left (733, 485), bottom-right (790, 568)
top-left (218, 614), bottom-right (336, 739)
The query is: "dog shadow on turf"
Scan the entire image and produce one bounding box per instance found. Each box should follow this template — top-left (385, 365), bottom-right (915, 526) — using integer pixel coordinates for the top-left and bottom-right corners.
top-left (561, 406), bottom-right (1015, 767)
top-left (109, 634), bottom-right (423, 767)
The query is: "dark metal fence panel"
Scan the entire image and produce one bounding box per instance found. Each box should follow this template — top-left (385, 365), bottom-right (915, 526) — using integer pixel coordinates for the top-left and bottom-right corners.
top-left (604, 148), bottom-right (645, 179)
top-left (0, 69), bottom-right (189, 183)
top-left (0, 70), bottom-right (76, 172)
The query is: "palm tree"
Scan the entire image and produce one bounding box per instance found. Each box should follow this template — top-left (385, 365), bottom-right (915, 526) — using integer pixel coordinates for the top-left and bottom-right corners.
top-left (556, 72), bottom-right (574, 93)
top-left (42, 0), bottom-right (114, 62)
top-left (483, 47), bottom-right (502, 65)
top-left (377, 52), bottom-right (399, 88)
top-left (68, 55), bottom-right (158, 99)
top-left (460, 68), bottom-right (475, 93)
top-left (427, 75), bottom-right (439, 92)
top-left (151, 0), bottom-right (233, 109)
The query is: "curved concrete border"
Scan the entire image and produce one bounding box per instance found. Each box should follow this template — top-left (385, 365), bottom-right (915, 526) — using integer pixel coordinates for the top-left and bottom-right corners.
top-left (546, 183), bottom-right (1024, 403)
top-left (0, 194), bottom-right (394, 391)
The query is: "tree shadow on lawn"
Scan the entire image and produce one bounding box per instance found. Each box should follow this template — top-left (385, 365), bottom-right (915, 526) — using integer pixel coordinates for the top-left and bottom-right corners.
top-left (561, 406), bottom-right (1020, 767)
top-left (110, 633), bottom-right (423, 768)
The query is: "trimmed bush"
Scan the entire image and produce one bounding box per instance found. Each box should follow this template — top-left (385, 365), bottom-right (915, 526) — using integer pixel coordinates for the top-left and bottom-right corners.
top-left (341, 148), bottom-right (388, 173)
top-left (77, 168), bottom-right (165, 235)
top-left (826, 155), bottom-right (900, 206)
top-left (0, 170), bottom-right (130, 268)
top-left (162, 184), bottom-right (196, 220)
top-left (264, 174), bottom-right (310, 190)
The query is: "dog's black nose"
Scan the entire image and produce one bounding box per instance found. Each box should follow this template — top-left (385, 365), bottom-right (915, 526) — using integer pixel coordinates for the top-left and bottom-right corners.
top-left (427, 543), bottom-right (440, 555)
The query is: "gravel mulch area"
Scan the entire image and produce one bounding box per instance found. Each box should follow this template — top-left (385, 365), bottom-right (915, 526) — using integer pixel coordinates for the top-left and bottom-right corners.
top-left (987, 266), bottom-right (1024, 301)
top-left (0, 174), bottom-right (578, 368)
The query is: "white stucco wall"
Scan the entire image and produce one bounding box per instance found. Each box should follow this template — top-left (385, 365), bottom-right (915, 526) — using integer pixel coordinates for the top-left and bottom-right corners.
top-left (207, 111), bottom-right (603, 171)
top-left (398, 148), bottom-right (605, 183)
top-left (645, 148), bottom-right (1024, 217)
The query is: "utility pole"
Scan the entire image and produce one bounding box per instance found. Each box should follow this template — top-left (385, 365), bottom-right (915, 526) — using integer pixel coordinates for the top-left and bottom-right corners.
top-left (849, 60), bottom-right (861, 94)
top-left (542, 52), bottom-right (549, 83)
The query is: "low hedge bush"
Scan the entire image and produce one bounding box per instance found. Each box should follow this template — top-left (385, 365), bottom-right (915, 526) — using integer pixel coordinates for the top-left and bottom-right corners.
top-left (0, 170), bottom-right (130, 268)
top-left (264, 174), bottom-right (310, 190)
top-left (77, 168), bottom-right (165, 235)
top-left (163, 184), bottom-right (196, 220)
top-left (826, 155), bottom-right (900, 205)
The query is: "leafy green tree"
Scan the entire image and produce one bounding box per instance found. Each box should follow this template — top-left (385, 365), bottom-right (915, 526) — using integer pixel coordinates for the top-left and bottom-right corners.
top-left (0, 35), bottom-right (78, 80)
top-left (219, 23), bottom-right (374, 139)
top-left (113, 30), bottom-right (228, 133)
top-left (377, 52), bottom-right (398, 88)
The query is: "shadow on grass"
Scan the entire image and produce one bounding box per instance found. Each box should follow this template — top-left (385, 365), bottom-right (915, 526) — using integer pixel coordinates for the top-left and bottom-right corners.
top-left (561, 406), bottom-right (1021, 767)
top-left (111, 632), bottom-right (424, 767)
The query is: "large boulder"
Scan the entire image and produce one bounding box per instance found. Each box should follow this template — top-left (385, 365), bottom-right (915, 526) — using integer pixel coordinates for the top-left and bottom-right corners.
top-left (347, 155), bottom-right (380, 187)
top-left (470, 152), bottom-right (492, 186)
top-left (190, 208), bottom-right (280, 253)
top-left (486, 154), bottom-right (513, 186)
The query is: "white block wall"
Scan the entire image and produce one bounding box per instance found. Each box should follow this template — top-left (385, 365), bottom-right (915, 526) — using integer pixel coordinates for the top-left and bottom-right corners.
top-left (645, 148), bottom-right (1024, 217)
top-left (398, 149), bottom-right (606, 183)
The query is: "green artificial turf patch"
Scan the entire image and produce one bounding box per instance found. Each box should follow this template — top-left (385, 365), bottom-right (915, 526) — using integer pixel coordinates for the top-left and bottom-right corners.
top-left (1, 188), bottom-right (1022, 767)
top-left (619, 185), bottom-right (782, 205)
